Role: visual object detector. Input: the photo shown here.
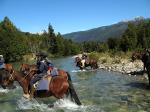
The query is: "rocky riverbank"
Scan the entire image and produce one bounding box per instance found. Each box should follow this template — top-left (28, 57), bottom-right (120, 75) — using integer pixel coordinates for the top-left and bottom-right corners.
top-left (98, 58), bottom-right (142, 74)
top-left (98, 55), bottom-right (149, 79)
top-left (74, 52), bottom-right (148, 79)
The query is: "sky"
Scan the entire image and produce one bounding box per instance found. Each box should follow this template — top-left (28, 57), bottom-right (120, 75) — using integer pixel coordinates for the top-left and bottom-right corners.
top-left (0, 0), bottom-right (150, 34)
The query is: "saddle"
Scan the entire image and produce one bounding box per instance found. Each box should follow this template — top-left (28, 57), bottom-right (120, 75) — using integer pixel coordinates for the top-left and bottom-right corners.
top-left (34, 68), bottom-right (59, 91)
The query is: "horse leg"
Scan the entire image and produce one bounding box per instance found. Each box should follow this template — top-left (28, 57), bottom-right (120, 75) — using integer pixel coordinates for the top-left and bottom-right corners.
top-left (20, 81), bottom-right (31, 99)
top-left (147, 73), bottom-right (150, 86)
top-left (147, 69), bottom-right (150, 86)
top-left (95, 63), bottom-right (98, 69)
top-left (22, 85), bottom-right (30, 99)
top-left (23, 94), bottom-right (30, 99)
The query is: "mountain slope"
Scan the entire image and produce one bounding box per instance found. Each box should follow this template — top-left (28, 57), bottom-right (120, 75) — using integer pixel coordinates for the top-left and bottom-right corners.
top-left (63, 17), bottom-right (149, 42)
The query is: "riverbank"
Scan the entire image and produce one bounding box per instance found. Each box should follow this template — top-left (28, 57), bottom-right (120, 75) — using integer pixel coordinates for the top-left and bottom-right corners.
top-left (96, 52), bottom-right (148, 79)
top-left (98, 55), bottom-right (143, 74)
top-left (74, 52), bottom-right (148, 79)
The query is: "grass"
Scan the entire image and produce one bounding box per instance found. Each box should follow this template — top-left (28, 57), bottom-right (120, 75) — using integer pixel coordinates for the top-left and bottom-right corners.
top-left (88, 51), bottom-right (132, 64)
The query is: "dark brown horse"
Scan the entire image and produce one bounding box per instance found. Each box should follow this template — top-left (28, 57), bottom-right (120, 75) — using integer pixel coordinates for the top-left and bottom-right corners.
top-left (2, 64), bottom-right (81, 105)
top-left (131, 51), bottom-right (146, 71)
top-left (75, 57), bottom-right (98, 70)
top-left (131, 51), bottom-right (150, 86)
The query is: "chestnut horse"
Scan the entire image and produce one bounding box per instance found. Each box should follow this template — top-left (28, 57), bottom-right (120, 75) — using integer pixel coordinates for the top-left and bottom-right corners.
top-left (2, 64), bottom-right (81, 105)
top-left (75, 57), bottom-right (98, 70)
top-left (20, 64), bottom-right (68, 79)
top-left (0, 64), bottom-right (15, 89)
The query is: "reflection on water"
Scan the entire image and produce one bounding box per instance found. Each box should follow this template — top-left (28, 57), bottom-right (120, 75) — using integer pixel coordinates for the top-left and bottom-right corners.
top-left (0, 57), bottom-right (150, 112)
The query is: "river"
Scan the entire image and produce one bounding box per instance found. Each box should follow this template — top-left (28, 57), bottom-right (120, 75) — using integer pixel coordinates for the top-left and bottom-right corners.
top-left (0, 56), bottom-right (150, 112)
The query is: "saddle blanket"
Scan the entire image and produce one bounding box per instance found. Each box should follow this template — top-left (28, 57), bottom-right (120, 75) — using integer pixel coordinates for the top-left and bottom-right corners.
top-left (51, 67), bottom-right (58, 77)
top-left (35, 68), bottom-right (58, 91)
top-left (36, 76), bottom-right (52, 91)
top-left (36, 79), bottom-right (49, 91)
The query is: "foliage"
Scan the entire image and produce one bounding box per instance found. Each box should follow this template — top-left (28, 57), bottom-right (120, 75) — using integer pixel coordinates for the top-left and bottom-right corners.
top-left (1, 16), bottom-right (150, 62)
top-left (0, 17), bottom-right (28, 62)
top-left (0, 17), bottom-right (80, 62)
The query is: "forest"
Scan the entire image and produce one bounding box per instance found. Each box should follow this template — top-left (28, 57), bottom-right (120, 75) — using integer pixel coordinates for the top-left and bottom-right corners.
top-left (0, 16), bottom-right (150, 62)
top-left (0, 17), bottom-right (80, 62)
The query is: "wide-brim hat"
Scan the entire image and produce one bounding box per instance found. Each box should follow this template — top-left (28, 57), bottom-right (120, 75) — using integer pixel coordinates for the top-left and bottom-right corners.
top-left (36, 51), bottom-right (48, 57)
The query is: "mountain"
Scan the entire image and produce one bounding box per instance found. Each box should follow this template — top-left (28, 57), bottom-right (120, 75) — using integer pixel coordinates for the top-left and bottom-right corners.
top-left (63, 16), bottom-right (149, 42)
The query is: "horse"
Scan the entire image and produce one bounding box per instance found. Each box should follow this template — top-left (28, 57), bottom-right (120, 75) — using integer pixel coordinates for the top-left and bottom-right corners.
top-left (2, 64), bottom-right (82, 105)
top-left (0, 64), bottom-right (15, 89)
top-left (75, 56), bottom-right (98, 70)
top-left (131, 51), bottom-right (150, 86)
top-left (131, 51), bottom-right (146, 71)
top-left (20, 64), bottom-right (68, 79)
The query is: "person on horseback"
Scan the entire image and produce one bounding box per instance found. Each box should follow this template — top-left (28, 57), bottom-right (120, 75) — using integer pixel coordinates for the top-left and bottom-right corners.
top-left (0, 55), bottom-right (5, 69)
top-left (29, 51), bottom-right (52, 96)
top-left (81, 53), bottom-right (88, 69)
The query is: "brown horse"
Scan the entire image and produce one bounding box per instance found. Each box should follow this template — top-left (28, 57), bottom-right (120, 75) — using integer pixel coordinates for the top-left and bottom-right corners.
top-left (2, 64), bottom-right (82, 105)
top-left (131, 51), bottom-right (150, 86)
top-left (20, 64), bottom-right (68, 79)
top-left (131, 51), bottom-right (146, 71)
top-left (75, 57), bottom-right (98, 70)
top-left (0, 64), bottom-right (15, 89)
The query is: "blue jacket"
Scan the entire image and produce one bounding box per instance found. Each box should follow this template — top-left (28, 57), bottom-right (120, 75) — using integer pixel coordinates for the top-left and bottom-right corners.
top-left (37, 60), bottom-right (48, 74)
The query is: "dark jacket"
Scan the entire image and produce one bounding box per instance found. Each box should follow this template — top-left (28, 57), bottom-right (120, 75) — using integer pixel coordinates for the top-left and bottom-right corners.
top-left (37, 60), bottom-right (48, 74)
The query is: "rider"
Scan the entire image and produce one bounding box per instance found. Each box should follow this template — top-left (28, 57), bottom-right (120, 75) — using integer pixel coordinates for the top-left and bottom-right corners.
top-left (0, 55), bottom-right (5, 69)
top-left (29, 51), bottom-right (53, 96)
top-left (81, 53), bottom-right (88, 68)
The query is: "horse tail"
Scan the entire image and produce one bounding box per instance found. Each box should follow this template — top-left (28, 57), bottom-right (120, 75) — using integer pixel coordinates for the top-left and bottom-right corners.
top-left (66, 72), bottom-right (72, 82)
top-left (66, 72), bottom-right (82, 105)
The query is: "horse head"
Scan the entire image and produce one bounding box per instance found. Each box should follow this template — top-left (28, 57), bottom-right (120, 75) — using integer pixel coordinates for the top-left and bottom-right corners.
top-left (20, 64), bottom-right (38, 76)
top-left (0, 64), bottom-right (15, 89)
top-left (75, 57), bottom-right (83, 69)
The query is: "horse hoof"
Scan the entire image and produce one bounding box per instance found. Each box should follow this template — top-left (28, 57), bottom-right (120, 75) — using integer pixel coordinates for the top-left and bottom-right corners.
top-left (23, 94), bottom-right (30, 100)
top-left (48, 104), bottom-right (54, 108)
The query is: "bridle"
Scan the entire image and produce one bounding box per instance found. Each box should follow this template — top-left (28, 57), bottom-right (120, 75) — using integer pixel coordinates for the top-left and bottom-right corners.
top-left (9, 70), bottom-right (34, 83)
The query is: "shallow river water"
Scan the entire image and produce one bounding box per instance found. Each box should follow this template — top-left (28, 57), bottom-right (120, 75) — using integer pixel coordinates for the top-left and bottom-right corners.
top-left (0, 56), bottom-right (150, 112)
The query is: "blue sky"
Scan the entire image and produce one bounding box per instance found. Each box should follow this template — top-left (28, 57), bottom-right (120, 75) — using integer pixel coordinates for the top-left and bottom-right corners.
top-left (0, 0), bottom-right (150, 34)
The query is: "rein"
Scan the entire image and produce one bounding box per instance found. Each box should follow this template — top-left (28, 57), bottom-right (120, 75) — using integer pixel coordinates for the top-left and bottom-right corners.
top-left (9, 70), bottom-right (33, 83)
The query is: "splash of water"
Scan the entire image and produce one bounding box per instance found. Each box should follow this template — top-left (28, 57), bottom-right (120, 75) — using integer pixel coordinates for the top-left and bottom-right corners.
top-left (0, 88), bottom-right (9, 93)
top-left (71, 69), bottom-right (86, 73)
top-left (17, 97), bottom-right (103, 112)
top-left (54, 98), bottom-right (79, 110)
top-left (52, 98), bottom-right (104, 112)
top-left (17, 97), bottom-right (51, 111)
